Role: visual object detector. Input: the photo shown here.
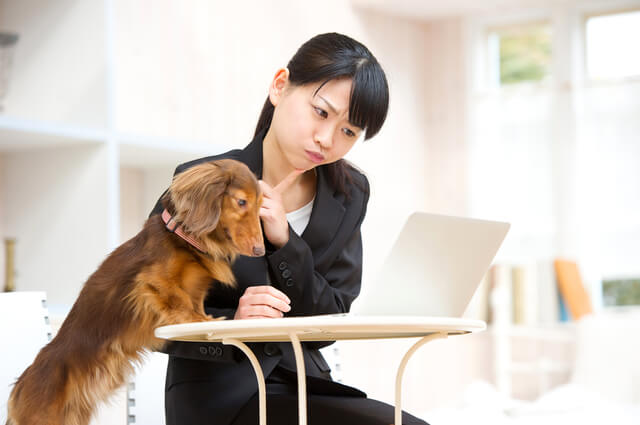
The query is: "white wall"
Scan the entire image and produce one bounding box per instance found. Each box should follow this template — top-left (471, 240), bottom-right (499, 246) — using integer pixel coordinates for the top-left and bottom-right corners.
top-left (114, 0), bottom-right (371, 144)
top-left (422, 19), bottom-right (469, 217)
top-left (0, 0), bottom-right (107, 127)
top-left (119, 165), bottom-right (174, 243)
top-left (141, 167), bottom-right (174, 219)
top-left (119, 166), bottom-right (144, 242)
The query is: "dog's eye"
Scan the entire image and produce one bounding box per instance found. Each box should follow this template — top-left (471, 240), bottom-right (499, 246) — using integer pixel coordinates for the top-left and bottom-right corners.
top-left (237, 199), bottom-right (247, 207)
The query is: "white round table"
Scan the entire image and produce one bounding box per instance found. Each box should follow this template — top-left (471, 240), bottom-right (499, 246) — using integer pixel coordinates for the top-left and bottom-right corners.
top-left (155, 314), bottom-right (486, 425)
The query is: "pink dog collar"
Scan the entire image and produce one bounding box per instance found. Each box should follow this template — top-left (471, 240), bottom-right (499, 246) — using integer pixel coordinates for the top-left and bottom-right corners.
top-left (161, 209), bottom-right (207, 254)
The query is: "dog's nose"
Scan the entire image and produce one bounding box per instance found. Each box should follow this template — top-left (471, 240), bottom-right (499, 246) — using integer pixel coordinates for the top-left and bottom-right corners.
top-left (253, 245), bottom-right (265, 257)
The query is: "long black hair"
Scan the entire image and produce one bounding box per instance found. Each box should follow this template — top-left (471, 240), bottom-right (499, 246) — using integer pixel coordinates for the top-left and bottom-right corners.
top-left (254, 32), bottom-right (389, 196)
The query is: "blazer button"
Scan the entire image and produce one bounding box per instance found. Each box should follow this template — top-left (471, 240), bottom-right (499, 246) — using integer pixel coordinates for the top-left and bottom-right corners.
top-left (264, 343), bottom-right (279, 356)
top-left (286, 278), bottom-right (294, 287)
top-left (278, 261), bottom-right (288, 271)
top-left (208, 346), bottom-right (217, 356)
top-left (199, 346), bottom-right (208, 355)
top-left (282, 269), bottom-right (292, 279)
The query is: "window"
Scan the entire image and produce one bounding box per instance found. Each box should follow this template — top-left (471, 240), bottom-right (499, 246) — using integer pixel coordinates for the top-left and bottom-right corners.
top-left (603, 278), bottom-right (640, 306)
top-left (487, 23), bottom-right (552, 86)
top-left (586, 10), bottom-right (640, 80)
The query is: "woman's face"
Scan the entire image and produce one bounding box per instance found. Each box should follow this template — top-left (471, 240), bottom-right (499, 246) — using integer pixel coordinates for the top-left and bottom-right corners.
top-left (269, 74), bottom-right (363, 171)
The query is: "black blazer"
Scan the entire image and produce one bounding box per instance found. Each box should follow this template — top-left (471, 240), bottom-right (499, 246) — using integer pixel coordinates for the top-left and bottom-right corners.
top-left (149, 128), bottom-right (369, 423)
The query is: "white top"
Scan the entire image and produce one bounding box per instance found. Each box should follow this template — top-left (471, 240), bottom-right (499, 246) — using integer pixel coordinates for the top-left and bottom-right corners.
top-left (154, 314), bottom-right (487, 343)
top-left (286, 197), bottom-right (314, 236)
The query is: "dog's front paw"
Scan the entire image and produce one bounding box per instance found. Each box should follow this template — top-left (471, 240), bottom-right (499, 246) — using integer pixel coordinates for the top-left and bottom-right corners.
top-left (181, 312), bottom-right (215, 323)
top-left (197, 314), bottom-right (225, 322)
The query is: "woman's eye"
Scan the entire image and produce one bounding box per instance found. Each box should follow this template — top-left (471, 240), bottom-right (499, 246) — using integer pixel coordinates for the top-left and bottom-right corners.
top-left (313, 106), bottom-right (328, 118)
top-left (237, 199), bottom-right (247, 207)
top-left (343, 128), bottom-right (356, 137)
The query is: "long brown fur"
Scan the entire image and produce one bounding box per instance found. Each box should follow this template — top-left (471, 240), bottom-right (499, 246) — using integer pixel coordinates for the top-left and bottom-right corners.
top-left (6, 159), bottom-right (264, 425)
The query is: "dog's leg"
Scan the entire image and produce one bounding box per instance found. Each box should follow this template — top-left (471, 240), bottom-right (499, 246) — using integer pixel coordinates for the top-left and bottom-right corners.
top-left (160, 307), bottom-right (220, 326)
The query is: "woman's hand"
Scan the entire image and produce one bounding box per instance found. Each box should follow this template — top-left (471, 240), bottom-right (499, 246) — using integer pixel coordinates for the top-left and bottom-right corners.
top-left (234, 285), bottom-right (292, 319)
top-left (259, 169), bottom-right (304, 248)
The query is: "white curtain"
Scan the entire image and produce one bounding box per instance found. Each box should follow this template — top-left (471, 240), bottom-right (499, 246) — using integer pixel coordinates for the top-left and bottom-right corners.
top-left (468, 79), bottom-right (640, 306)
top-left (574, 80), bottom-right (640, 285)
top-left (468, 87), bottom-right (556, 260)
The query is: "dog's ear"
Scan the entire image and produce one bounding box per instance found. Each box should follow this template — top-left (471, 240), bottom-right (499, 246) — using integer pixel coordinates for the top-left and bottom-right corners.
top-left (169, 162), bottom-right (229, 238)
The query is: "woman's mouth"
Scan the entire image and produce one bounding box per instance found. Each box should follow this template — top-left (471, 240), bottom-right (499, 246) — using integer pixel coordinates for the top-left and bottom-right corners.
top-left (305, 150), bottom-right (325, 164)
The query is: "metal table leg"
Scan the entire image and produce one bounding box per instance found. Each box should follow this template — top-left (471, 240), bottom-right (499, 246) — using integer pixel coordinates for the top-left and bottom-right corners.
top-left (288, 332), bottom-right (307, 425)
top-left (395, 332), bottom-right (447, 425)
top-left (223, 338), bottom-right (267, 425)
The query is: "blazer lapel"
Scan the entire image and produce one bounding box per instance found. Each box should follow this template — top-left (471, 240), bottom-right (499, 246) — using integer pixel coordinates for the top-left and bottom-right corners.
top-left (301, 166), bottom-right (346, 260)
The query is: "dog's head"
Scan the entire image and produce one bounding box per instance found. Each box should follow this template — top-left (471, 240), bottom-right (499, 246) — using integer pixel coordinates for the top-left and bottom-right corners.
top-left (165, 159), bottom-right (264, 259)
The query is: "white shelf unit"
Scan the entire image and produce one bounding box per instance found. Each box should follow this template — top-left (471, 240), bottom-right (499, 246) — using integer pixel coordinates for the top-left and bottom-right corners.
top-left (0, 2), bottom-right (226, 424)
top-left (488, 322), bottom-right (577, 400)
top-left (0, 0), bottom-right (227, 312)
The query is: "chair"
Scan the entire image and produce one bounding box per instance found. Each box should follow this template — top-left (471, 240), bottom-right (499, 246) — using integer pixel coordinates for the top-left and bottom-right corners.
top-left (0, 291), bottom-right (51, 423)
top-left (128, 350), bottom-right (168, 425)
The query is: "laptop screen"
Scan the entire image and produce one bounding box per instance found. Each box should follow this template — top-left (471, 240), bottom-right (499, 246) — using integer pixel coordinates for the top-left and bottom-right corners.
top-left (351, 212), bottom-right (509, 317)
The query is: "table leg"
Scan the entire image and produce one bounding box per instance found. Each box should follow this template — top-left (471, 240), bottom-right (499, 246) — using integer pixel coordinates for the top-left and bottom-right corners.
top-left (288, 332), bottom-right (307, 425)
top-left (394, 332), bottom-right (447, 425)
top-left (223, 338), bottom-right (267, 425)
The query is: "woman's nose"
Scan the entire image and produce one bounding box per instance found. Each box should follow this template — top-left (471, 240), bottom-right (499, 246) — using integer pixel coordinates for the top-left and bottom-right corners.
top-left (314, 125), bottom-right (333, 150)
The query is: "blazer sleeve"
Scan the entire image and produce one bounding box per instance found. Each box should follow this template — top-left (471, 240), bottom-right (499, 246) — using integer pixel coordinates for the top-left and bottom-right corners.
top-left (266, 177), bottom-right (369, 317)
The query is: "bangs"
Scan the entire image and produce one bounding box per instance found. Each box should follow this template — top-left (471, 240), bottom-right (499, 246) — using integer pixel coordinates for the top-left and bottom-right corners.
top-left (306, 62), bottom-right (389, 141)
top-left (348, 60), bottom-right (389, 140)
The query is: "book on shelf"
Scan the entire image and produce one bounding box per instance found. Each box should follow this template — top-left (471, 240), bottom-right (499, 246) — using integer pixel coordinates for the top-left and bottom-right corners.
top-left (469, 258), bottom-right (593, 326)
top-left (511, 263), bottom-right (537, 325)
top-left (536, 259), bottom-right (560, 324)
top-left (482, 259), bottom-right (573, 326)
top-left (553, 259), bottom-right (593, 320)
top-left (558, 293), bottom-right (570, 322)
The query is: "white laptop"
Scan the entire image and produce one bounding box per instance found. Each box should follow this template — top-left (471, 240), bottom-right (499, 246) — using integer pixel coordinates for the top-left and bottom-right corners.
top-left (352, 212), bottom-right (510, 317)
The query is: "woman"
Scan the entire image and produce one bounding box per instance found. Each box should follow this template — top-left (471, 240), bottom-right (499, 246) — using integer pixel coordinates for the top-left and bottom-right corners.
top-left (150, 32), bottom-right (427, 425)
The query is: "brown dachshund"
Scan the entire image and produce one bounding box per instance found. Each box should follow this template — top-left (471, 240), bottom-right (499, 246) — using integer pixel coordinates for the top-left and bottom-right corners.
top-left (6, 159), bottom-right (264, 425)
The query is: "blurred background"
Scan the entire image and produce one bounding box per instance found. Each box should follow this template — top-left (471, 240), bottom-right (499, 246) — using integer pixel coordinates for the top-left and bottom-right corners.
top-left (1, 0), bottom-right (639, 424)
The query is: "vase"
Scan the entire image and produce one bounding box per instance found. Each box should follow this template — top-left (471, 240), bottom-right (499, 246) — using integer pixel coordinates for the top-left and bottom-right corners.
top-left (3, 238), bottom-right (16, 292)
